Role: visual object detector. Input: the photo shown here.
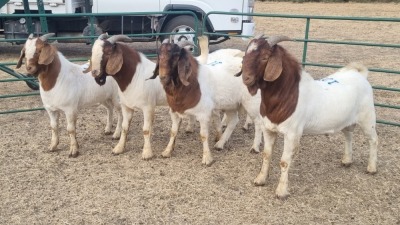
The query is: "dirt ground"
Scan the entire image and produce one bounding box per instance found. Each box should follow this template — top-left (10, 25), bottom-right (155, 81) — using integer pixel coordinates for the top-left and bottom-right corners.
top-left (1, 2), bottom-right (400, 224)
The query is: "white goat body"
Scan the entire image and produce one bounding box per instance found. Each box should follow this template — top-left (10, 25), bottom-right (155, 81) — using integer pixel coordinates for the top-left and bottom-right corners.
top-left (240, 36), bottom-right (378, 199)
top-left (16, 35), bottom-right (122, 157)
top-left (278, 64), bottom-right (373, 135)
top-left (157, 44), bottom-right (266, 165)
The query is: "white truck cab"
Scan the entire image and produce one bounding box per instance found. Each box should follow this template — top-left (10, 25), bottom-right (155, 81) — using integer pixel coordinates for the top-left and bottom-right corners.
top-left (1, 0), bottom-right (255, 44)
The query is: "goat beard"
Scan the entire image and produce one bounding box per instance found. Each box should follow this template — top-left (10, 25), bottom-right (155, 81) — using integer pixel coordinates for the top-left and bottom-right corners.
top-left (95, 73), bottom-right (107, 86)
top-left (247, 83), bottom-right (259, 96)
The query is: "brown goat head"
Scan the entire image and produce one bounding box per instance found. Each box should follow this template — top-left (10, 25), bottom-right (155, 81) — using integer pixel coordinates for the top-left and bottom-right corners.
top-left (151, 41), bottom-right (195, 87)
top-left (16, 33), bottom-right (58, 76)
top-left (85, 34), bottom-right (131, 85)
top-left (238, 35), bottom-right (291, 95)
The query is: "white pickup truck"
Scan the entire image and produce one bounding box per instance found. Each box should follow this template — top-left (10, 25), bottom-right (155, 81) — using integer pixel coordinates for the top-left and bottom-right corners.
top-left (0, 0), bottom-right (255, 44)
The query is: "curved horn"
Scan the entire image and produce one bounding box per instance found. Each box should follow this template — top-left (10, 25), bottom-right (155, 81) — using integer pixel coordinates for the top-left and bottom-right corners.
top-left (98, 33), bottom-right (109, 40)
top-left (254, 34), bottom-right (265, 39)
top-left (39, 33), bottom-right (55, 42)
top-left (176, 40), bottom-right (197, 49)
top-left (267, 35), bottom-right (292, 47)
top-left (28, 33), bottom-right (34, 40)
top-left (107, 35), bottom-right (131, 44)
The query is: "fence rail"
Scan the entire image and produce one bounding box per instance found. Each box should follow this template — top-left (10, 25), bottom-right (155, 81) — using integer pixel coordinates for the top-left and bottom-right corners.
top-left (1, 11), bottom-right (399, 127)
top-left (203, 11), bottom-right (400, 127)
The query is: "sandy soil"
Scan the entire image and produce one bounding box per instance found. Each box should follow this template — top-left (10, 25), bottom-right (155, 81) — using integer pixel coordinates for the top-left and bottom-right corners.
top-left (1, 2), bottom-right (400, 224)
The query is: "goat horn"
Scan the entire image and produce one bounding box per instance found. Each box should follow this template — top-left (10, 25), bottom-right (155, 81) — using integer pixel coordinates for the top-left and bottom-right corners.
top-left (107, 35), bottom-right (131, 44)
top-left (254, 34), bottom-right (265, 39)
top-left (176, 40), bottom-right (197, 49)
top-left (267, 36), bottom-right (292, 47)
top-left (98, 33), bottom-right (109, 40)
top-left (28, 33), bottom-right (34, 40)
top-left (39, 33), bottom-right (55, 42)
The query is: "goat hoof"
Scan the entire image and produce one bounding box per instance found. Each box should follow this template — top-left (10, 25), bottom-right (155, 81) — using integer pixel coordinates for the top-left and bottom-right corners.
top-left (253, 180), bottom-right (266, 186)
top-left (202, 157), bottom-right (215, 167)
top-left (366, 166), bottom-right (377, 175)
top-left (104, 131), bottom-right (112, 135)
top-left (242, 126), bottom-right (249, 131)
top-left (112, 151), bottom-right (123, 156)
top-left (214, 142), bottom-right (224, 150)
top-left (276, 193), bottom-right (290, 200)
top-left (69, 152), bottom-right (79, 158)
top-left (250, 148), bottom-right (260, 154)
top-left (112, 136), bottom-right (121, 140)
top-left (185, 129), bottom-right (194, 134)
top-left (341, 160), bottom-right (353, 167)
top-left (142, 153), bottom-right (154, 160)
top-left (161, 151), bottom-right (172, 158)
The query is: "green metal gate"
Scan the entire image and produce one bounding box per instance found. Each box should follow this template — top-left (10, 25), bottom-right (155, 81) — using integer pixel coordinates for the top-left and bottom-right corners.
top-left (203, 11), bottom-right (400, 127)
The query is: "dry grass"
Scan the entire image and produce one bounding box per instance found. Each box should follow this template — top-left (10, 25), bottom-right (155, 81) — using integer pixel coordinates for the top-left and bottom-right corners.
top-left (1, 2), bottom-right (400, 224)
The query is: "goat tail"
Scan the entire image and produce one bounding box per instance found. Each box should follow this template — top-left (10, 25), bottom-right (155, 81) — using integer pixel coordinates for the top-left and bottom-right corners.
top-left (342, 62), bottom-right (369, 78)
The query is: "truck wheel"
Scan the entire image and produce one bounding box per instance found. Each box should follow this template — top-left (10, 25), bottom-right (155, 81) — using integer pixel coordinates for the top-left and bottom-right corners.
top-left (161, 15), bottom-right (203, 46)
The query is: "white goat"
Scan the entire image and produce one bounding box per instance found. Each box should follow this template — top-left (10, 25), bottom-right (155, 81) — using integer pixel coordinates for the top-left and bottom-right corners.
top-left (150, 40), bottom-right (267, 165)
top-left (16, 33), bottom-right (122, 157)
top-left (84, 34), bottom-right (196, 159)
top-left (195, 36), bottom-right (256, 135)
top-left (238, 35), bottom-right (378, 199)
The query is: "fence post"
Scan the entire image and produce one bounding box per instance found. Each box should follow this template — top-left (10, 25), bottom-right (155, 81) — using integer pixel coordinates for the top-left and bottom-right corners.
top-left (302, 17), bottom-right (311, 69)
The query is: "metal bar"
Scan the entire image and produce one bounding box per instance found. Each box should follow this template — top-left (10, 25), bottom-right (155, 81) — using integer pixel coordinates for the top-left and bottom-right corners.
top-left (0, 65), bottom-right (39, 88)
top-left (37, 0), bottom-right (48, 33)
top-left (205, 11), bottom-right (400, 22)
top-left (22, 0), bottom-right (34, 34)
top-left (0, 92), bottom-right (40, 99)
top-left (0, 108), bottom-right (45, 115)
top-left (377, 120), bottom-right (400, 127)
top-left (374, 103), bottom-right (400, 110)
top-left (372, 86), bottom-right (400, 92)
top-left (294, 38), bottom-right (400, 48)
top-left (303, 62), bottom-right (400, 75)
top-left (0, 78), bottom-right (37, 82)
top-left (0, 11), bottom-right (198, 18)
top-left (302, 18), bottom-right (310, 69)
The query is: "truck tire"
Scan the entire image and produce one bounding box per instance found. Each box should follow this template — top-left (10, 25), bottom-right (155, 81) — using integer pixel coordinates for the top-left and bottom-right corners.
top-left (161, 15), bottom-right (204, 45)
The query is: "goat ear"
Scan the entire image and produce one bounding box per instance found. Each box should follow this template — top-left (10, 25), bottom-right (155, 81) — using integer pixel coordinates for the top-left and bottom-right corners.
top-left (177, 49), bottom-right (192, 86)
top-left (16, 48), bottom-right (25, 69)
top-left (106, 44), bottom-right (123, 75)
top-left (263, 47), bottom-right (283, 82)
top-left (38, 44), bottom-right (57, 65)
top-left (82, 60), bottom-right (92, 73)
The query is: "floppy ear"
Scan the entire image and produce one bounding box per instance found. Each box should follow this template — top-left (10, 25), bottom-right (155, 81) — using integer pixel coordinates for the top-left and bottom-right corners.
top-left (177, 49), bottom-right (192, 86)
top-left (16, 48), bottom-right (25, 69)
top-left (82, 60), bottom-right (92, 73)
top-left (38, 44), bottom-right (57, 65)
top-left (263, 47), bottom-right (283, 82)
top-left (106, 44), bottom-right (123, 75)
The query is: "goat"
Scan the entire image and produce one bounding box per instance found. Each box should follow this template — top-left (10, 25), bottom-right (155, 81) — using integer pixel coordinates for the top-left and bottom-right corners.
top-left (16, 33), bottom-right (122, 157)
top-left (149, 40), bottom-right (267, 165)
top-left (83, 34), bottom-right (196, 159)
top-left (196, 36), bottom-right (257, 137)
top-left (236, 35), bottom-right (378, 199)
